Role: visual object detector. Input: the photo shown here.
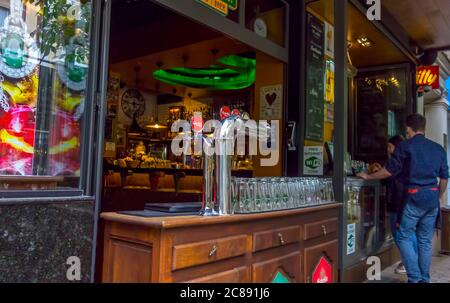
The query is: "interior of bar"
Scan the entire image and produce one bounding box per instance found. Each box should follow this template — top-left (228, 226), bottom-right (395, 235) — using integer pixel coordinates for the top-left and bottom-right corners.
top-left (101, 0), bottom-right (287, 211)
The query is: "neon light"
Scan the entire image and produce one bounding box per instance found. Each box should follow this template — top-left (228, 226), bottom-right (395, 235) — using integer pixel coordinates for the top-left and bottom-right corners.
top-left (49, 137), bottom-right (79, 155)
top-left (153, 55), bottom-right (256, 90)
top-left (0, 129), bottom-right (34, 154)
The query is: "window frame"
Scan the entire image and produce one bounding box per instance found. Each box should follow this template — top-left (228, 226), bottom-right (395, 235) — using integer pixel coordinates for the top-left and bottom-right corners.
top-left (0, 0), bottom-right (101, 200)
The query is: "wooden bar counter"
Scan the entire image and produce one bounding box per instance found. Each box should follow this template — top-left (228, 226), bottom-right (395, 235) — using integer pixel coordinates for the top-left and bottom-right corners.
top-left (101, 203), bottom-right (341, 283)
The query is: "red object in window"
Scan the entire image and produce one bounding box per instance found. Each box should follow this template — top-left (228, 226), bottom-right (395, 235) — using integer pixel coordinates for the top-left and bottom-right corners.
top-left (0, 105), bottom-right (36, 175)
top-left (0, 105), bottom-right (36, 147)
top-left (312, 256), bottom-right (333, 283)
top-left (191, 115), bottom-right (204, 133)
top-left (219, 106), bottom-right (231, 121)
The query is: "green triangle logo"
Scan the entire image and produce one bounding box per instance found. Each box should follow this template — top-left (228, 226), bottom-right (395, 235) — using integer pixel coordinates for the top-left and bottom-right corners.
top-left (272, 271), bottom-right (290, 283)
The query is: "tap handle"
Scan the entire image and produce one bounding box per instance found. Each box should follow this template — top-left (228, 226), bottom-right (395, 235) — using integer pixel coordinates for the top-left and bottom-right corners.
top-left (231, 108), bottom-right (241, 117)
top-left (191, 115), bottom-right (204, 133)
top-left (219, 106), bottom-right (231, 121)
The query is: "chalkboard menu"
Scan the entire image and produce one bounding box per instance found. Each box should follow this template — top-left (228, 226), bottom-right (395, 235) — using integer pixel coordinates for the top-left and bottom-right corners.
top-left (305, 13), bottom-right (325, 142)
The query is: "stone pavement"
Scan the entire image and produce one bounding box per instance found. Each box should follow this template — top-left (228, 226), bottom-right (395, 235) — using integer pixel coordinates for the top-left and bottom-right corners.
top-left (368, 253), bottom-right (450, 283)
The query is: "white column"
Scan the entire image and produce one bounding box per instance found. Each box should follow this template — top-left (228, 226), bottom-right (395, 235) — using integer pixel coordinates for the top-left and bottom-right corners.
top-left (425, 98), bottom-right (448, 147)
top-left (424, 97), bottom-right (449, 255)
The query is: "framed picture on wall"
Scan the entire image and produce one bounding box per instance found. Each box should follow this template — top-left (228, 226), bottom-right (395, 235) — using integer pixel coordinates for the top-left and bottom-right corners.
top-left (116, 126), bottom-right (127, 148)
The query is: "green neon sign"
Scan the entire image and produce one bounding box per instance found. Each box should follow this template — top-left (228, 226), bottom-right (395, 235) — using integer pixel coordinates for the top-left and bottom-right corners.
top-left (153, 55), bottom-right (256, 90)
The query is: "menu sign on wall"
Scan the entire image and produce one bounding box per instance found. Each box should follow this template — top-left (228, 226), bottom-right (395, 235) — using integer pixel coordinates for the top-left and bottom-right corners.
top-left (197, 0), bottom-right (238, 16)
top-left (305, 13), bottom-right (325, 142)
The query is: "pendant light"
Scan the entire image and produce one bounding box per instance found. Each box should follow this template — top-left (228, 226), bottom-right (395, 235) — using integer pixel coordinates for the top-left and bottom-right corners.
top-left (128, 64), bottom-right (145, 135)
top-left (146, 61), bottom-right (167, 129)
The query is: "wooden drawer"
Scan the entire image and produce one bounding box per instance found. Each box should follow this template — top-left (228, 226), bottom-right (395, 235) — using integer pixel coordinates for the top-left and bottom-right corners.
top-left (186, 266), bottom-right (249, 283)
top-left (172, 235), bottom-right (247, 271)
top-left (253, 225), bottom-right (301, 252)
top-left (303, 218), bottom-right (338, 241)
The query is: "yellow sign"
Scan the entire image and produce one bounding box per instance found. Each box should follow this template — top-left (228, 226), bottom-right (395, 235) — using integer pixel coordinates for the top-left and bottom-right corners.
top-left (199, 0), bottom-right (229, 15)
top-left (325, 61), bottom-right (334, 103)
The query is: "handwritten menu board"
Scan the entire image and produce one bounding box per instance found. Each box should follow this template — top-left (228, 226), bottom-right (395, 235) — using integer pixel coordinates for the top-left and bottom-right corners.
top-left (305, 13), bottom-right (325, 142)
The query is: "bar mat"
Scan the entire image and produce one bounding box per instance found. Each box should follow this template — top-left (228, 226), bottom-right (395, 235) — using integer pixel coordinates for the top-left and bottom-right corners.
top-left (117, 210), bottom-right (200, 218)
top-left (144, 202), bottom-right (202, 213)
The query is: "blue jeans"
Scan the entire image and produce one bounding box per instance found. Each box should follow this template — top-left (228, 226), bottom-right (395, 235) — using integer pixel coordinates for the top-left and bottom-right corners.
top-left (397, 203), bottom-right (438, 283)
top-left (389, 211), bottom-right (417, 254)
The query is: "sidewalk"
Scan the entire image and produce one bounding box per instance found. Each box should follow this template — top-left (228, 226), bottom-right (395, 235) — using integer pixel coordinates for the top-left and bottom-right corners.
top-left (369, 254), bottom-right (450, 283)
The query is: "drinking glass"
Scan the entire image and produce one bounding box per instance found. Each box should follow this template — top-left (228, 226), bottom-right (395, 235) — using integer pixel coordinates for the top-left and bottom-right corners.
top-left (238, 179), bottom-right (252, 213)
top-left (255, 179), bottom-right (266, 212)
top-left (329, 179), bottom-right (335, 202)
top-left (248, 179), bottom-right (258, 212)
top-left (305, 178), bottom-right (313, 205)
top-left (260, 179), bottom-right (273, 211)
top-left (313, 178), bottom-right (321, 204)
top-left (287, 179), bottom-right (297, 208)
top-left (270, 177), bottom-right (282, 210)
top-left (298, 178), bottom-right (307, 206)
top-left (279, 178), bottom-right (290, 209)
top-left (231, 177), bottom-right (240, 213)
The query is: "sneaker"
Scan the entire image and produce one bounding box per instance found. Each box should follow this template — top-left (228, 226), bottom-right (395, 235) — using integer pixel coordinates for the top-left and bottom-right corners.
top-left (395, 263), bottom-right (407, 275)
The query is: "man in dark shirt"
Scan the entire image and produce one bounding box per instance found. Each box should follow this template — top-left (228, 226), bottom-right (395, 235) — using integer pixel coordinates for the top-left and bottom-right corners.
top-left (358, 114), bottom-right (449, 283)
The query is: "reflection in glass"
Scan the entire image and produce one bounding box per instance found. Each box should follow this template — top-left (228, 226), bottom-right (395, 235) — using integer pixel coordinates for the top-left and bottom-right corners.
top-left (0, 1), bottom-right (92, 190)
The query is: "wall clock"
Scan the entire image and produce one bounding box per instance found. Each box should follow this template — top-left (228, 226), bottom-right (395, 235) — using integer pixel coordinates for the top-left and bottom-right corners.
top-left (254, 18), bottom-right (268, 38)
top-left (121, 88), bottom-right (145, 119)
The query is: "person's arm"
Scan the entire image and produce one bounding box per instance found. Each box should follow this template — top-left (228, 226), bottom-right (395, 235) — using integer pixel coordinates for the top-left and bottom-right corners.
top-left (438, 151), bottom-right (449, 200)
top-left (358, 142), bottom-right (406, 181)
top-left (357, 168), bottom-right (392, 180)
top-left (439, 179), bottom-right (448, 200)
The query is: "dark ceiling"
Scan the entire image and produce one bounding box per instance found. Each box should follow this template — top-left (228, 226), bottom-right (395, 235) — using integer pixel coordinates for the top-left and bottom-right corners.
top-left (110, 0), bottom-right (222, 63)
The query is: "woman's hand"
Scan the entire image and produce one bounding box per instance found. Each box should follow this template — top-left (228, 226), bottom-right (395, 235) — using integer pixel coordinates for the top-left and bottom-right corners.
top-left (357, 172), bottom-right (370, 180)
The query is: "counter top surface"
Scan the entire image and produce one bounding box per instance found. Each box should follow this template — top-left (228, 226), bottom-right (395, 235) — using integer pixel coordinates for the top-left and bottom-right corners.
top-left (100, 202), bottom-right (342, 229)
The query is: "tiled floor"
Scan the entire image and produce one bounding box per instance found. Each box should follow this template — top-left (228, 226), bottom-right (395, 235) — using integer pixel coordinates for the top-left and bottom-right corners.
top-left (370, 253), bottom-right (450, 283)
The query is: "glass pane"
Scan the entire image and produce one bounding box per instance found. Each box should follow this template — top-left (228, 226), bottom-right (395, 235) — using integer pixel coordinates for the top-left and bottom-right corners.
top-left (245, 0), bottom-right (286, 47)
top-left (0, 0), bottom-right (93, 190)
top-left (354, 68), bottom-right (408, 160)
top-left (347, 185), bottom-right (377, 256)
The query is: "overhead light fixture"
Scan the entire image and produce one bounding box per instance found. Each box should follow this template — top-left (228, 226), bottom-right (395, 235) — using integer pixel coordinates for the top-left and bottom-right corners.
top-left (146, 122), bottom-right (168, 129)
top-left (356, 35), bottom-right (373, 48)
top-left (145, 115), bottom-right (168, 130)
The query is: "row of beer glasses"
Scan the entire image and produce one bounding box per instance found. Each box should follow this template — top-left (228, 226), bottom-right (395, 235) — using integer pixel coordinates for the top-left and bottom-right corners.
top-left (231, 177), bottom-right (334, 214)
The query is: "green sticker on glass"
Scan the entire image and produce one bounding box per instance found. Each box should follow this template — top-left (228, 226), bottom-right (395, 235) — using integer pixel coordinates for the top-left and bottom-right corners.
top-left (1, 32), bottom-right (25, 69)
top-left (65, 53), bottom-right (86, 83)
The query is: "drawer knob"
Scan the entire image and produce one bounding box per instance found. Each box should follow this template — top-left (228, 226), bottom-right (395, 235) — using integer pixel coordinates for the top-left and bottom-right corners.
top-left (322, 225), bottom-right (327, 236)
top-left (278, 233), bottom-right (285, 245)
top-left (208, 245), bottom-right (218, 257)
